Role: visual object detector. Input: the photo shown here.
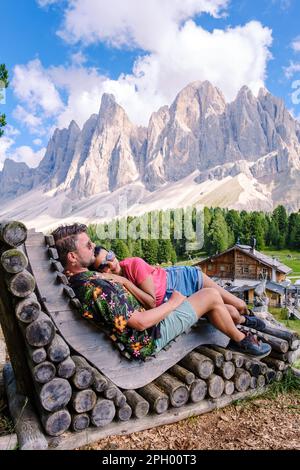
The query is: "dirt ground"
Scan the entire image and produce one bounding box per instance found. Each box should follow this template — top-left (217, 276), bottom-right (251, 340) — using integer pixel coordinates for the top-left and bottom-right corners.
top-left (82, 392), bottom-right (300, 451)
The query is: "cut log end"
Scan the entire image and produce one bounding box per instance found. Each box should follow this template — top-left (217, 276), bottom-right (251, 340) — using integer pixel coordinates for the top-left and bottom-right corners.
top-left (0, 221), bottom-right (27, 247)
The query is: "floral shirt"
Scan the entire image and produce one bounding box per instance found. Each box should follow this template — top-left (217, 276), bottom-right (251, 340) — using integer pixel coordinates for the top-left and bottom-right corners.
top-left (69, 270), bottom-right (160, 360)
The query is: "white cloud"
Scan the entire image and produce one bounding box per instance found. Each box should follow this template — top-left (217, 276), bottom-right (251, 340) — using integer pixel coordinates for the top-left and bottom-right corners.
top-left (13, 105), bottom-right (45, 135)
top-left (11, 146), bottom-right (46, 168)
top-left (33, 138), bottom-right (43, 146)
top-left (70, 51), bottom-right (87, 66)
top-left (12, 59), bottom-right (64, 115)
top-left (4, 125), bottom-right (20, 137)
top-left (291, 37), bottom-right (300, 52)
top-left (0, 134), bottom-right (46, 170)
top-left (284, 61), bottom-right (300, 78)
top-left (37, 0), bottom-right (59, 7)
top-left (49, 65), bottom-right (107, 128)
top-left (0, 136), bottom-right (14, 169)
top-left (18, 1), bottom-right (272, 132)
top-left (57, 0), bottom-right (230, 48)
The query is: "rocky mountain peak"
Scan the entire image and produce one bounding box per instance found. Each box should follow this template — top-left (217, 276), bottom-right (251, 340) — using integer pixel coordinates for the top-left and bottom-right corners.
top-left (1, 80), bottom-right (300, 214)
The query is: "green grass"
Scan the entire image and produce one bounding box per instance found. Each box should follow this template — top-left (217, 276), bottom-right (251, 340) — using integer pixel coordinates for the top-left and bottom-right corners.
top-left (262, 369), bottom-right (300, 399)
top-left (268, 307), bottom-right (300, 336)
top-left (262, 249), bottom-right (300, 278)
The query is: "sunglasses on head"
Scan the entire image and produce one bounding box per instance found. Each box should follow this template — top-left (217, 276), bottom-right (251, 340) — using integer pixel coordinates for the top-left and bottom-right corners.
top-left (96, 250), bottom-right (116, 270)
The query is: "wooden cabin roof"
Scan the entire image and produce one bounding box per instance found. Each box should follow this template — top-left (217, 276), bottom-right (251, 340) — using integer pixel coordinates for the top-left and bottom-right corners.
top-left (197, 244), bottom-right (292, 275)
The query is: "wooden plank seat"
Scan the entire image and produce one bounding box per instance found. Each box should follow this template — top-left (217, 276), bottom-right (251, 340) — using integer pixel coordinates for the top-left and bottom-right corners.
top-left (24, 229), bottom-right (229, 389)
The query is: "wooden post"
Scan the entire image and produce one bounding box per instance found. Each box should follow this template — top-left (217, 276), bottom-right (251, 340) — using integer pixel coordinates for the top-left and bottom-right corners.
top-left (206, 374), bottom-right (224, 399)
top-left (0, 261), bottom-right (33, 395)
top-left (72, 389), bottom-right (97, 413)
top-left (116, 404), bottom-right (132, 422)
top-left (168, 364), bottom-right (195, 385)
top-left (224, 380), bottom-right (235, 395)
top-left (71, 356), bottom-right (94, 390)
top-left (41, 409), bottom-right (71, 437)
top-left (3, 363), bottom-right (48, 450)
top-left (215, 361), bottom-right (235, 380)
top-left (6, 270), bottom-right (36, 298)
top-left (57, 357), bottom-right (76, 379)
top-left (180, 351), bottom-right (214, 379)
top-left (154, 373), bottom-right (189, 408)
top-left (90, 398), bottom-right (116, 427)
top-left (1, 249), bottom-right (28, 274)
top-left (15, 294), bottom-right (41, 324)
top-left (0, 221), bottom-right (27, 247)
top-left (123, 390), bottom-right (150, 419)
top-left (25, 312), bottom-right (56, 348)
top-left (196, 346), bottom-right (224, 368)
top-left (188, 379), bottom-right (207, 403)
top-left (71, 413), bottom-right (90, 432)
top-left (233, 368), bottom-right (251, 392)
top-left (137, 383), bottom-right (169, 414)
top-left (47, 334), bottom-right (70, 363)
top-left (91, 368), bottom-right (108, 393)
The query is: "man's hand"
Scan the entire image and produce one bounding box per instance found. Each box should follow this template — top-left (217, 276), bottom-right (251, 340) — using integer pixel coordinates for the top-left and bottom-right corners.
top-left (168, 290), bottom-right (186, 309)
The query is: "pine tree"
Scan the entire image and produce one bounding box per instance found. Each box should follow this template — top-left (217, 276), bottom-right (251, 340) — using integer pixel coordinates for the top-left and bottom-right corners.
top-left (142, 239), bottom-right (159, 265)
top-left (157, 239), bottom-right (173, 264)
top-left (289, 214), bottom-right (300, 249)
top-left (207, 211), bottom-right (229, 254)
top-left (132, 239), bottom-right (143, 257)
top-left (170, 248), bottom-right (177, 265)
top-left (225, 209), bottom-right (242, 243)
top-left (0, 64), bottom-right (9, 138)
top-left (111, 240), bottom-right (130, 260)
top-left (272, 206), bottom-right (288, 248)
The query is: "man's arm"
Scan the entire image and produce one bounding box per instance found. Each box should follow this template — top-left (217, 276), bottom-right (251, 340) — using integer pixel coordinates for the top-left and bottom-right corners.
top-left (127, 291), bottom-right (186, 331)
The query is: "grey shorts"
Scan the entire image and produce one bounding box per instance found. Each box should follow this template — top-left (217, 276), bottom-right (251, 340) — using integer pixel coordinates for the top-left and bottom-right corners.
top-left (155, 300), bottom-right (198, 353)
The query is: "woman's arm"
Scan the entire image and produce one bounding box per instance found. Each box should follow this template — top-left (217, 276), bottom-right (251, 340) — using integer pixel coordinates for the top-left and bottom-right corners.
top-left (99, 273), bottom-right (157, 309)
top-left (127, 291), bottom-right (186, 331)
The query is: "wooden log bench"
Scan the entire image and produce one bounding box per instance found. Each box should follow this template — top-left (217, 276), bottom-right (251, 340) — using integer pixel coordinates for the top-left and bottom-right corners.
top-left (0, 221), bottom-right (299, 450)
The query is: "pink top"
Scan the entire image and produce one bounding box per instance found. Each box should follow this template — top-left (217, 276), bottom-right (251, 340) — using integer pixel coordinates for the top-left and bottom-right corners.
top-left (119, 257), bottom-right (167, 306)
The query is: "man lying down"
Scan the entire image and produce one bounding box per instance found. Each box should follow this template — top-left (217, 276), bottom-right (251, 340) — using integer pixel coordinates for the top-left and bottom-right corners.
top-left (52, 223), bottom-right (271, 361)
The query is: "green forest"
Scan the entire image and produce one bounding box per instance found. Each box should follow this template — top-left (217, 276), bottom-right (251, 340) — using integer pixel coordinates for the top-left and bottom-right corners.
top-left (88, 205), bottom-right (300, 265)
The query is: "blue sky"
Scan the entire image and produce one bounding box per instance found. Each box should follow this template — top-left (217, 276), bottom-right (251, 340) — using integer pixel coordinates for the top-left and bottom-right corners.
top-left (1, 0), bottom-right (300, 170)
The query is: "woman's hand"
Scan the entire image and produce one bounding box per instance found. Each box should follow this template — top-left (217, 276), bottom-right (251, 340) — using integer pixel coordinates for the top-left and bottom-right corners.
top-left (168, 290), bottom-right (186, 309)
top-left (97, 272), bottom-right (127, 286)
top-left (236, 300), bottom-right (248, 315)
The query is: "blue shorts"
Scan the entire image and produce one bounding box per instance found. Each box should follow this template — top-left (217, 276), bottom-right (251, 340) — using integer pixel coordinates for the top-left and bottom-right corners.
top-left (155, 300), bottom-right (198, 353)
top-left (164, 266), bottom-right (203, 301)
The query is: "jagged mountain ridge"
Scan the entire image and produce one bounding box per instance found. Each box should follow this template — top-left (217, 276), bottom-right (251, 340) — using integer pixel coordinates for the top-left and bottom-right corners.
top-left (1, 80), bottom-right (300, 217)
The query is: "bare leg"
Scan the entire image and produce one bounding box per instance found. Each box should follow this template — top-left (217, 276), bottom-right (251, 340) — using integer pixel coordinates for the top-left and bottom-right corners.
top-left (224, 304), bottom-right (246, 325)
top-left (202, 273), bottom-right (247, 313)
top-left (186, 288), bottom-right (245, 342)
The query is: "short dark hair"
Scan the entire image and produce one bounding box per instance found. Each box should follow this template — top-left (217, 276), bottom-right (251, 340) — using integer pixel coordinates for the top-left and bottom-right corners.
top-left (51, 223), bottom-right (87, 266)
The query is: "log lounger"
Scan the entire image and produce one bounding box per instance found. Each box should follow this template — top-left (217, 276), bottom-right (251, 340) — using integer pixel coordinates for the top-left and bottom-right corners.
top-left (24, 229), bottom-right (229, 390)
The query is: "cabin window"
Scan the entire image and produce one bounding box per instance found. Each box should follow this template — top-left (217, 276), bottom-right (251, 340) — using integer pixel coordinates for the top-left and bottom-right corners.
top-left (208, 264), bottom-right (213, 270)
top-left (220, 266), bottom-right (225, 271)
top-left (243, 266), bottom-right (249, 274)
top-left (262, 268), bottom-right (268, 275)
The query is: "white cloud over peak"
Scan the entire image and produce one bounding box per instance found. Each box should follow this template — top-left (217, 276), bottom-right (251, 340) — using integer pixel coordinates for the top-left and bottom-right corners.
top-left (57, 0), bottom-right (229, 49)
top-left (13, 105), bottom-right (45, 135)
top-left (20, 1), bottom-right (272, 132)
top-left (12, 59), bottom-right (64, 115)
top-left (0, 134), bottom-right (45, 170)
